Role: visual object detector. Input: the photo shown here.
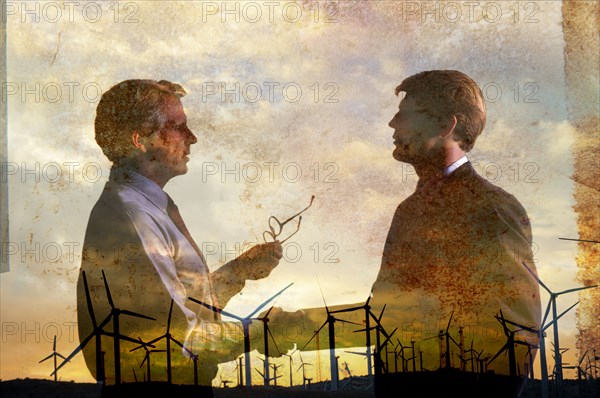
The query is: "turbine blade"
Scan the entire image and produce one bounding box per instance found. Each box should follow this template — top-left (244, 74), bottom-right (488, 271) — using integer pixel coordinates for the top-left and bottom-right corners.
top-left (82, 271), bottom-right (98, 328)
top-left (267, 326), bottom-right (282, 356)
top-left (496, 311), bottom-right (510, 336)
top-left (378, 304), bottom-right (387, 322)
top-left (316, 274), bottom-right (328, 312)
top-left (51, 332), bottom-right (95, 376)
top-left (131, 335), bottom-right (163, 352)
top-left (116, 333), bottom-right (155, 346)
top-left (380, 328), bottom-right (397, 348)
top-left (167, 299), bottom-right (174, 333)
top-left (557, 285), bottom-right (598, 296)
top-left (579, 350), bottom-right (589, 366)
top-left (544, 301), bottom-right (579, 330)
top-left (300, 321), bottom-right (327, 351)
top-left (170, 336), bottom-right (194, 356)
top-left (329, 306), bottom-right (365, 315)
top-left (522, 261), bottom-right (552, 294)
top-left (247, 282), bottom-right (294, 319)
top-left (53, 335), bottom-right (56, 351)
top-left (101, 270), bottom-right (115, 308)
top-left (500, 317), bottom-right (538, 335)
top-left (446, 310), bottom-right (455, 333)
top-left (263, 305), bottom-right (276, 319)
top-left (334, 318), bottom-right (363, 327)
top-left (120, 309), bottom-right (156, 321)
top-left (188, 296), bottom-right (243, 321)
top-left (366, 289), bottom-right (373, 306)
top-left (541, 300), bottom-right (553, 327)
top-left (487, 343), bottom-right (509, 365)
top-left (39, 354), bottom-right (53, 363)
top-left (448, 335), bottom-right (460, 348)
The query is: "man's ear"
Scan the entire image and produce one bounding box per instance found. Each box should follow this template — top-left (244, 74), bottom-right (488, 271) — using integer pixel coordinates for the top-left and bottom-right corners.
top-left (131, 132), bottom-right (147, 153)
top-left (439, 115), bottom-right (458, 139)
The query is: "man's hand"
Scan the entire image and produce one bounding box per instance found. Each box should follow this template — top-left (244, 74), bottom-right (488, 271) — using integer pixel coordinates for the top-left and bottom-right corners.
top-left (256, 306), bottom-right (307, 357)
top-left (234, 241), bottom-right (283, 280)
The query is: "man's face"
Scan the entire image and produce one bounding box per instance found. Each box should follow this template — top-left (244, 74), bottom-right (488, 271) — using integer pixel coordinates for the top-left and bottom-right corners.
top-left (388, 95), bottom-right (446, 165)
top-left (144, 97), bottom-right (197, 177)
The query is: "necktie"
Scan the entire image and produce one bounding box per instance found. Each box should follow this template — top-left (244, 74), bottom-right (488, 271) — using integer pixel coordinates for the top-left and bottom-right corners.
top-left (166, 195), bottom-right (220, 320)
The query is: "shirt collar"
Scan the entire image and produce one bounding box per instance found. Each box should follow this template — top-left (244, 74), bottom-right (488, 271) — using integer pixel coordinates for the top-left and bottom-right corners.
top-left (444, 155), bottom-right (469, 176)
top-left (108, 167), bottom-right (169, 212)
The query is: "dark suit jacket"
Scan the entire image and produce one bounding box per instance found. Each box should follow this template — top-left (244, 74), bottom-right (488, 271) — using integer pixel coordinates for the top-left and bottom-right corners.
top-left (371, 161), bottom-right (541, 373)
top-left (266, 162), bottom-right (541, 382)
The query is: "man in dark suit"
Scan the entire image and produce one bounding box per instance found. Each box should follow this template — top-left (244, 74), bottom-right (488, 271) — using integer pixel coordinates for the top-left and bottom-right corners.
top-left (265, 70), bottom-right (542, 398)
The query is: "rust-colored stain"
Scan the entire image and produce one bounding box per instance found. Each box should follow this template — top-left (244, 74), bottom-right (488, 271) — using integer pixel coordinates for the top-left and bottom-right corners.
top-left (562, 0), bottom-right (600, 361)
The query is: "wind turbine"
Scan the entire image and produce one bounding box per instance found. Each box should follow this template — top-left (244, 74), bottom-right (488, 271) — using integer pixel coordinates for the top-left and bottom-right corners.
top-left (39, 335), bottom-right (68, 381)
top-left (487, 310), bottom-right (538, 377)
top-left (409, 340), bottom-right (417, 372)
top-left (477, 352), bottom-right (490, 374)
top-left (254, 305), bottom-right (283, 386)
top-left (53, 270), bottom-right (108, 382)
top-left (234, 356), bottom-right (244, 387)
top-left (353, 304), bottom-right (397, 375)
top-left (327, 290), bottom-right (375, 376)
top-left (282, 346), bottom-right (298, 387)
top-left (255, 364), bottom-right (282, 386)
top-left (136, 337), bottom-right (165, 383)
top-left (296, 352), bottom-right (313, 390)
top-left (100, 270), bottom-right (157, 384)
top-left (394, 339), bottom-right (416, 373)
top-left (300, 281), bottom-right (363, 392)
top-left (255, 355), bottom-right (276, 386)
top-left (393, 340), bottom-right (405, 372)
top-left (270, 362), bottom-right (283, 386)
top-left (522, 261), bottom-right (598, 398)
top-left (342, 360), bottom-right (353, 379)
top-left (130, 299), bottom-right (193, 384)
top-left (188, 282), bottom-right (294, 387)
top-left (344, 349), bottom-right (370, 373)
top-left (462, 340), bottom-right (477, 373)
top-left (219, 375), bottom-right (232, 388)
top-left (424, 310), bottom-right (459, 370)
top-left (563, 350), bottom-right (589, 398)
top-left (52, 270), bottom-right (155, 383)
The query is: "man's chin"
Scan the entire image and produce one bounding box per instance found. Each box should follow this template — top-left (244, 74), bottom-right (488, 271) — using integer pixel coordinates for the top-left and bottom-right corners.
top-left (171, 164), bottom-right (189, 177)
top-left (392, 148), bottom-right (407, 162)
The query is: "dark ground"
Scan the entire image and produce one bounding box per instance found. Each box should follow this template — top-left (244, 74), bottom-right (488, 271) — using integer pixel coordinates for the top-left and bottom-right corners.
top-left (1, 377), bottom-right (599, 398)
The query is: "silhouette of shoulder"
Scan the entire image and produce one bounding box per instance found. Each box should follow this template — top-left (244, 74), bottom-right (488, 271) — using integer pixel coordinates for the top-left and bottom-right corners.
top-left (453, 162), bottom-right (532, 241)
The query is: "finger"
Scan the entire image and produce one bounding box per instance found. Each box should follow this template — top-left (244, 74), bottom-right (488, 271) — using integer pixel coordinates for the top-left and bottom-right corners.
top-left (266, 242), bottom-right (283, 255)
top-left (273, 245), bottom-right (283, 257)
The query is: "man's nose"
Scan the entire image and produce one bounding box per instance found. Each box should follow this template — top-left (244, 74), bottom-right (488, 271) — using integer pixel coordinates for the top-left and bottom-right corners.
top-left (186, 127), bottom-right (198, 144)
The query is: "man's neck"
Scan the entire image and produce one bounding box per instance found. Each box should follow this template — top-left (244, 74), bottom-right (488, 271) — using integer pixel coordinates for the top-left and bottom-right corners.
top-left (413, 151), bottom-right (467, 183)
top-left (114, 160), bottom-right (171, 188)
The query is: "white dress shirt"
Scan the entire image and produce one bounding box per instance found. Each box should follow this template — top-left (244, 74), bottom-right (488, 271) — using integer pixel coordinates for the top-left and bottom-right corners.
top-left (444, 155), bottom-right (469, 176)
top-left (99, 167), bottom-right (216, 353)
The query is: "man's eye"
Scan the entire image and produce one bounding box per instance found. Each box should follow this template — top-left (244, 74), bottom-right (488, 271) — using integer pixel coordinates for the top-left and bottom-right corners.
top-left (173, 124), bottom-right (188, 132)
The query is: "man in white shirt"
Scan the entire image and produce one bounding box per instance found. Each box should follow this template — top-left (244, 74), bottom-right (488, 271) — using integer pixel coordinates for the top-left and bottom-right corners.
top-left (77, 79), bottom-right (282, 389)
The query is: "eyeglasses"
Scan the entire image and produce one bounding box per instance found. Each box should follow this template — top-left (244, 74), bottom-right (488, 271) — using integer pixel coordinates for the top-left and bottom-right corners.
top-left (263, 195), bottom-right (315, 244)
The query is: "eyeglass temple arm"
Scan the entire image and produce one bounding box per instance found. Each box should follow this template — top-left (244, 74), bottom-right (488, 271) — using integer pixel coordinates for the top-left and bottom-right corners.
top-left (279, 216), bottom-right (303, 244)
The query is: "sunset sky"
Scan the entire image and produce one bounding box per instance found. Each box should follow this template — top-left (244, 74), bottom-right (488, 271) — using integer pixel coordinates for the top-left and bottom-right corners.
top-left (1, 0), bottom-right (596, 385)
